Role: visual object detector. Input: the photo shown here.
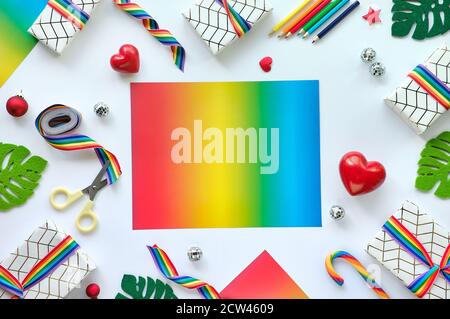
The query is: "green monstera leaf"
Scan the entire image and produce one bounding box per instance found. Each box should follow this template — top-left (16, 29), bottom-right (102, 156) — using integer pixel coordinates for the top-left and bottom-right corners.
top-left (0, 143), bottom-right (48, 211)
top-left (392, 0), bottom-right (450, 40)
top-left (115, 274), bottom-right (178, 299)
top-left (415, 132), bottom-right (450, 198)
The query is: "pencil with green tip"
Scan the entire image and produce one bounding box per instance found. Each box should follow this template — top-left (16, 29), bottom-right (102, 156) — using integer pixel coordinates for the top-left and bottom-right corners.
top-left (302, 0), bottom-right (349, 38)
top-left (285, 0), bottom-right (330, 38)
top-left (312, 1), bottom-right (360, 43)
top-left (269, 0), bottom-right (313, 36)
top-left (279, 0), bottom-right (325, 38)
top-left (298, 0), bottom-right (344, 36)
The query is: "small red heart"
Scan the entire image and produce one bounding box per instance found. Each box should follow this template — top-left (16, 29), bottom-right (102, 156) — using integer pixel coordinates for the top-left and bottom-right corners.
top-left (339, 151), bottom-right (386, 196)
top-left (259, 56), bottom-right (273, 72)
top-left (110, 44), bottom-right (140, 73)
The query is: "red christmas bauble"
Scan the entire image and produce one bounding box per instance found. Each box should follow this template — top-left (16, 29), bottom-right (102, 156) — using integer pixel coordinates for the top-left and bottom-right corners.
top-left (86, 283), bottom-right (100, 299)
top-left (6, 95), bottom-right (28, 117)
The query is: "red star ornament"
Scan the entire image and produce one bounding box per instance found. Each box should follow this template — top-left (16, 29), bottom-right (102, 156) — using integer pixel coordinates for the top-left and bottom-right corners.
top-left (362, 7), bottom-right (381, 25)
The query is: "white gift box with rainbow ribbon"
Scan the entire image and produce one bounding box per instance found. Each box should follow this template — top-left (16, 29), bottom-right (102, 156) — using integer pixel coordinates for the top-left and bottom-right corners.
top-left (28, 0), bottom-right (101, 54)
top-left (0, 221), bottom-right (95, 299)
top-left (385, 44), bottom-right (450, 134)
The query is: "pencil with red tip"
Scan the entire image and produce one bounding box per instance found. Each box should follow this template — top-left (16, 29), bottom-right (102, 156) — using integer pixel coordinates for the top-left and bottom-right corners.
top-left (285, 0), bottom-right (331, 38)
top-left (312, 0), bottom-right (360, 43)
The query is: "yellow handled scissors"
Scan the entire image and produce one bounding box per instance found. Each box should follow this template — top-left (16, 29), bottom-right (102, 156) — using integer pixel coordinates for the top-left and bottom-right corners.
top-left (50, 160), bottom-right (110, 233)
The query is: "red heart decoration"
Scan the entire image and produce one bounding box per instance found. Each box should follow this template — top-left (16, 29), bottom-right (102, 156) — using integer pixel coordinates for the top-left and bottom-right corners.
top-left (339, 151), bottom-right (386, 196)
top-left (110, 44), bottom-right (140, 73)
top-left (259, 56), bottom-right (273, 72)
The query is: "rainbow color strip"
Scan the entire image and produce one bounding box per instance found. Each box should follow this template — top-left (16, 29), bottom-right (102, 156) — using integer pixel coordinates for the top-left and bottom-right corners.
top-left (0, 236), bottom-right (79, 298)
top-left (148, 245), bottom-right (221, 299)
top-left (35, 104), bottom-right (122, 185)
top-left (215, 0), bottom-right (252, 37)
top-left (47, 0), bottom-right (90, 30)
top-left (0, 0), bottom-right (48, 87)
top-left (113, 0), bottom-right (186, 71)
top-left (325, 250), bottom-right (390, 299)
top-left (131, 81), bottom-right (321, 229)
top-left (21, 236), bottom-right (79, 291)
top-left (383, 216), bottom-right (450, 298)
top-left (409, 64), bottom-right (450, 110)
top-left (0, 266), bottom-right (23, 297)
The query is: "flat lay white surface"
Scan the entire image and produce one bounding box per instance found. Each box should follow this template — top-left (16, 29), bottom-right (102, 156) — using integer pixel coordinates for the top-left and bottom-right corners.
top-left (0, 0), bottom-right (449, 299)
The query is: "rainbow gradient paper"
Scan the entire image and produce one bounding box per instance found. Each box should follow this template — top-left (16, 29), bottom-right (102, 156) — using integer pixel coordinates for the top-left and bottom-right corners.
top-left (0, 0), bottom-right (47, 87)
top-left (220, 251), bottom-right (309, 299)
top-left (131, 81), bottom-right (321, 229)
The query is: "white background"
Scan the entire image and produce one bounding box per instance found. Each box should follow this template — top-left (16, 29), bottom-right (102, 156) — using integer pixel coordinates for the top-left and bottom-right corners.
top-left (0, 0), bottom-right (449, 299)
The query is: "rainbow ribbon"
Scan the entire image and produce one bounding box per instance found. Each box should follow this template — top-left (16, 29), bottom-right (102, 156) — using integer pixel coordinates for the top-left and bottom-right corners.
top-left (383, 216), bottom-right (450, 298)
top-left (409, 64), bottom-right (450, 110)
top-left (215, 0), bottom-right (252, 37)
top-left (48, 0), bottom-right (90, 30)
top-left (113, 0), bottom-right (186, 71)
top-left (325, 250), bottom-right (390, 299)
top-left (148, 245), bottom-right (221, 299)
top-left (0, 236), bottom-right (79, 298)
top-left (36, 104), bottom-right (122, 185)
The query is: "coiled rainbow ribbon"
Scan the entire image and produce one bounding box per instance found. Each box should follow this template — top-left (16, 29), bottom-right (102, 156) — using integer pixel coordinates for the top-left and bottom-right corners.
top-left (0, 236), bottom-right (79, 298)
top-left (35, 104), bottom-right (121, 185)
top-left (215, 0), bottom-right (252, 37)
top-left (383, 216), bottom-right (450, 298)
top-left (325, 250), bottom-right (390, 299)
top-left (113, 0), bottom-right (186, 71)
top-left (148, 245), bottom-right (221, 299)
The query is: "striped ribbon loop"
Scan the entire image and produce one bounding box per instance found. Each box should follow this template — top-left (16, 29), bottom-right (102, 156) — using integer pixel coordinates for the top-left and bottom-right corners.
top-left (383, 216), bottom-right (450, 298)
top-left (408, 64), bottom-right (450, 110)
top-left (48, 0), bottom-right (90, 30)
top-left (35, 104), bottom-right (122, 185)
top-left (113, 0), bottom-right (186, 71)
top-left (325, 250), bottom-right (390, 299)
top-left (148, 245), bottom-right (221, 299)
top-left (215, 0), bottom-right (252, 37)
top-left (0, 236), bottom-right (79, 298)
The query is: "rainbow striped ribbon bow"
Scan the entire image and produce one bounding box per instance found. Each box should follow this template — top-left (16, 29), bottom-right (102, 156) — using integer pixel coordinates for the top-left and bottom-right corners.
top-left (47, 0), bottom-right (90, 30)
top-left (113, 0), bottom-right (186, 71)
top-left (383, 216), bottom-right (450, 298)
top-left (215, 0), bottom-right (252, 37)
top-left (148, 245), bottom-right (221, 299)
top-left (0, 236), bottom-right (79, 298)
top-left (408, 64), bottom-right (450, 110)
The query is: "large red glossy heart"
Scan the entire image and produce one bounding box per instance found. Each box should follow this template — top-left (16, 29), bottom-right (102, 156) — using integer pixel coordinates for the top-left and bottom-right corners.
top-left (339, 151), bottom-right (386, 196)
top-left (110, 44), bottom-right (140, 73)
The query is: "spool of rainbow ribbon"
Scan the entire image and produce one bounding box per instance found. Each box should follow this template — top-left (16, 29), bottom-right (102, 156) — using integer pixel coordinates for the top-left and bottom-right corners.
top-left (35, 104), bottom-right (121, 185)
top-left (113, 0), bottom-right (186, 71)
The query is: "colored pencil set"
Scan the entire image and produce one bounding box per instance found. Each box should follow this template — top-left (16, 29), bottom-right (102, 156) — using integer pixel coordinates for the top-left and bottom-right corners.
top-left (269, 0), bottom-right (360, 43)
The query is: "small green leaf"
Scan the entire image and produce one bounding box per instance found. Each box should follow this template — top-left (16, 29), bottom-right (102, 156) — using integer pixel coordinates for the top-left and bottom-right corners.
top-left (115, 274), bottom-right (178, 299)
top-left (0, 143), bottom-right (48, 211)
top-left (415, 132), bottom-right (450, 199)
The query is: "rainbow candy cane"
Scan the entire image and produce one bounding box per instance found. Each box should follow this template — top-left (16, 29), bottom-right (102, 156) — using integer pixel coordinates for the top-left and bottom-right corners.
top-left (113, 0), bottom-right (186, 71)
top-left (148, 245), bottom-right (221, 299)
top-left (325, 250), bottom-right (390, 299)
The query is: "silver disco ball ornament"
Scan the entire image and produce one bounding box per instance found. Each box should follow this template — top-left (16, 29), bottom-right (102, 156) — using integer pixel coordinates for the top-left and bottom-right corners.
top-left (187, 247), bottom-right (203, 262)
top-left (369, 62), bottom-right (386, 78)
top-left (93, 102), bottom-right (110, 118)
top-left (361, 48), bottom-right (377, 63)
top-left (329, 205), bottom-right (345, 220)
